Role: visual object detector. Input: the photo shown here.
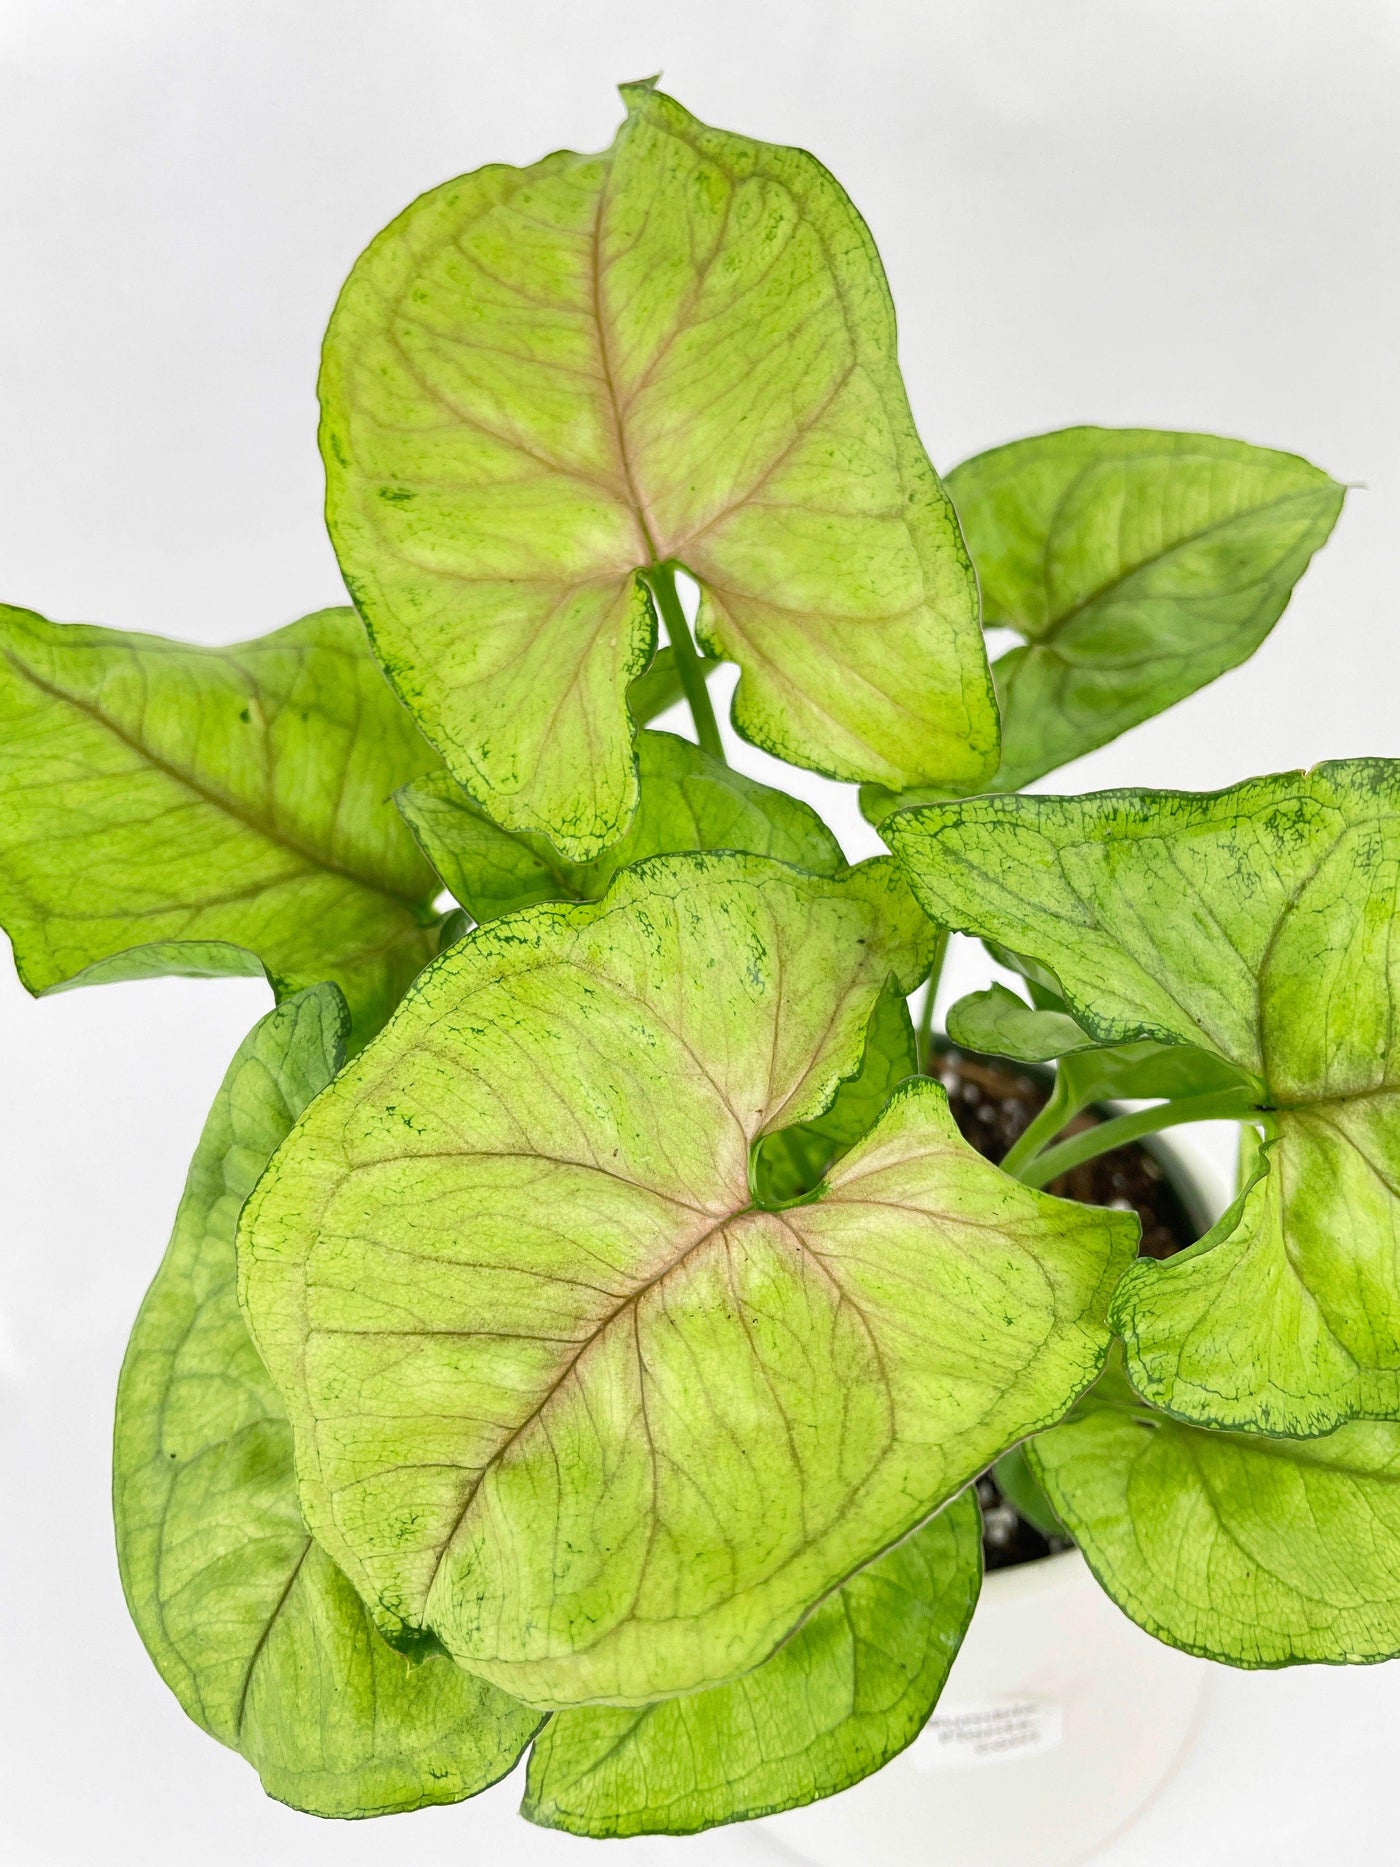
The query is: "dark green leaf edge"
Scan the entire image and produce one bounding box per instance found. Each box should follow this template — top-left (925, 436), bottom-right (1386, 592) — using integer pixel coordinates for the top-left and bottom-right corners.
top-left (520, 1490), bottom-right (983, 1837)
top-left (1026, 1356), bottom-right (1400, 1670)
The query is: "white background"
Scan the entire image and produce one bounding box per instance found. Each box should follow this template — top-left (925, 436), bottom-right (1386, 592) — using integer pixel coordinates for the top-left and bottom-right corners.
top-left (2, 3), bottom-right (1398, 1863)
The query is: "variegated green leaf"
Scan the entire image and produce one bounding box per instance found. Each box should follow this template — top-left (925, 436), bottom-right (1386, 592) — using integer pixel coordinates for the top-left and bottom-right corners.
top-left (1029, 1356), bottom-right (1400, 1666)
top-left (320, 82), bottom-right (996, 858)
top-left (946, 982), bottom-right (1249, 1100)
top-left (0, 604), bottom-right (444, 1047)
top-left (888, 762), bottom-right (1400, 1435)
top-left (114, 986), bottom-right (539, 1815)
top-left (239, 854), bottom-right (1131, 1708)
top-left (523, 1492), bottom-right (980, 1836)
top-left (951, 427), bottom-right (1344, 790)
top-left (396, 728), bottom-right (843, 925)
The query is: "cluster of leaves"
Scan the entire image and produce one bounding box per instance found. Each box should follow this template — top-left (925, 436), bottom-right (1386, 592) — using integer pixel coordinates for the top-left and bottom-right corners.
top-left (3, 78), bottom-right (1388, 1841)
top-left (891, 761), bottom-right (1400, 1663)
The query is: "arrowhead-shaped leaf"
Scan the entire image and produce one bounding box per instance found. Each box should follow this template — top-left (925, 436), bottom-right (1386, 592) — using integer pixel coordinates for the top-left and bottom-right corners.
top-left (0, 604), bottom-right (445, 1048)
top-left (946, 982), bottom-right (1250, 1100)
top-left (950, 427), bottom-right (1344, 791)
top-left (1028, 1356), bottom-right (1400, 1666)
top-left (239, 854), bottom-right (1131, 1707)
top-left (522, 1491), bottom-right (980, 1836)
top-left (319, 81), bottom-right (996, 858)
top-left (946, 982), bottom-right (1095, 1064)
top-left (114, 987), bottom-right (540, 1816)
top-left (888, 762), bottom-right (1400, 1434)
top-left (396, 728), bottom-right (843, 925)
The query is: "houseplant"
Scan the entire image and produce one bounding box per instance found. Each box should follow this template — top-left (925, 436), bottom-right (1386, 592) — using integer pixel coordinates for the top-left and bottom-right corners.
top-left (1, 75), bottom-right (1391, 1852)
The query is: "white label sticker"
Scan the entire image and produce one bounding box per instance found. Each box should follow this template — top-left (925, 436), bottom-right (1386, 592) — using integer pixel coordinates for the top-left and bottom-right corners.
top-left (909, 1696), bottom-right (1063, 1770)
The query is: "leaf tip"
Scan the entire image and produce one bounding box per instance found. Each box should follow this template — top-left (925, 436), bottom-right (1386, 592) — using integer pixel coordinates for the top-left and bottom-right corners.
top-left (618, 73), bottom-right (662, 113)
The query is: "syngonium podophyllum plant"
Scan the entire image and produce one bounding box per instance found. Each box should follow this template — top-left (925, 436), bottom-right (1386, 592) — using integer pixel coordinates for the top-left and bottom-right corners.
top-left (2, 80), bottom-right (1390, 1837)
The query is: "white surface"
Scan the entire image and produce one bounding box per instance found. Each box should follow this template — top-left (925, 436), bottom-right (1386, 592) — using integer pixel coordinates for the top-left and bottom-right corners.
top-left (763, 1552), bottom-right (1204, 1867)
top-left (2, 3), bottom-right (1398, 1863)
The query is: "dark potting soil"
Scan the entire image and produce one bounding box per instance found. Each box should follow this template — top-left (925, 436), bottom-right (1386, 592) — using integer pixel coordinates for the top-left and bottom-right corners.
top-left (929, 1046), bottom-right (1202, 1570)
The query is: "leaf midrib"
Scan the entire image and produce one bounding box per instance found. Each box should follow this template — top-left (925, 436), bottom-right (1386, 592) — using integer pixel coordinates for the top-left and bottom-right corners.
top-left (7, 648), bottom-right (429, 917)
top-left (378, 120), bottom-right (881, 601)
top-left (1010, 481), bottom-right (1334, 647)
top-left (589, 176), bottom-right (660, 563)
top-left (234, 1537), bottom-right (312, 1735)
top-left (420, 1204), bottom-right (751, 1603)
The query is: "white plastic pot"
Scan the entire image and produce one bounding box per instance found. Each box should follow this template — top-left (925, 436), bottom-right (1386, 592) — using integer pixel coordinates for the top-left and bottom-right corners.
top-left (755, 1130), bottom-right (1228, 1867)
top-left (758, 1546), bottom-right (1207, 1867)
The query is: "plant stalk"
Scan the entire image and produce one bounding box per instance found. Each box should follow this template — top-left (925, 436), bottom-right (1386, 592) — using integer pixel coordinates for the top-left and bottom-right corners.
top-left (998, 1073), bottom-right (1080, 1182)
top-left (647, 564), bottom-right (725, 764)
top-left (915, 928), bottom-right (949, 1073)
top-left (1013, 1090), bottom-right (1257, 1190)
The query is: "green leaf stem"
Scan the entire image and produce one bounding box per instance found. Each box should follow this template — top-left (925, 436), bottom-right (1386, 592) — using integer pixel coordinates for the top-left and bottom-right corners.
top-left (626, 644), bottom-right (724, 727)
